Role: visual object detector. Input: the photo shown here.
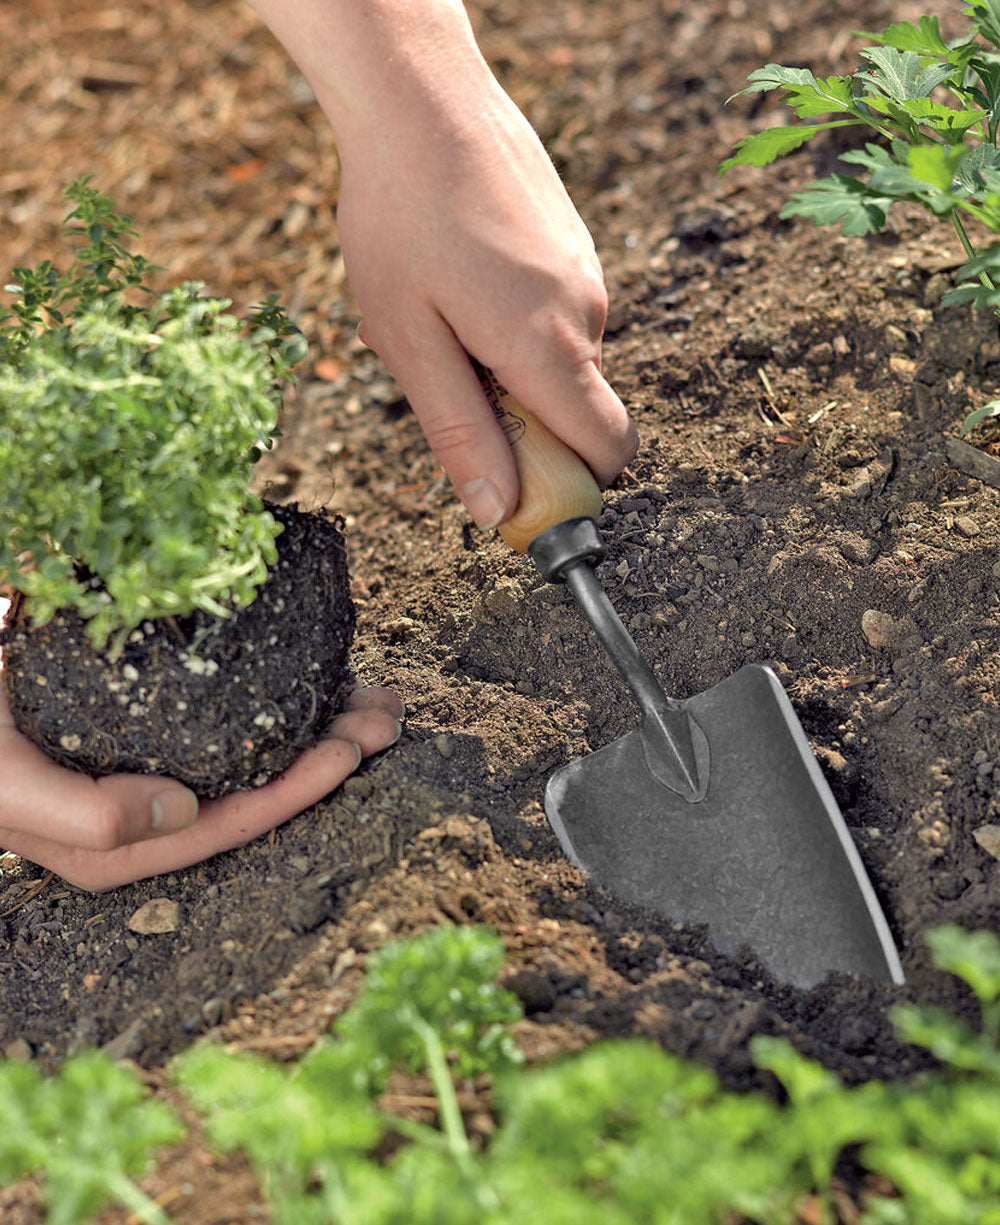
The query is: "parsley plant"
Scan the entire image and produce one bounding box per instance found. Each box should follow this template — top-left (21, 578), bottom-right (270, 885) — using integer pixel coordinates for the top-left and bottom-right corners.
top-left (0, 1049), bottom-right (183, 1224)
top-left (6, 924), bottom-right (1000, 1223)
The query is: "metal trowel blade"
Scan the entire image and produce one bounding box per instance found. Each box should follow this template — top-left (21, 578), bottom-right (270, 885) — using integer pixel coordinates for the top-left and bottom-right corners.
top-left (544, 664), bottom-right (903, 989)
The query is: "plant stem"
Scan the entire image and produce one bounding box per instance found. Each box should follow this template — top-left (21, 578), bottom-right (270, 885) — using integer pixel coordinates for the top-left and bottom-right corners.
top-left (952, 212), bottom-right (997, 293)
top-left (106, 1172), bottom-right (174, 1225)
top-left (414, 1018), bottom-right (502, 1215)
top-left (415, 1018), bottom-right (470, 1163)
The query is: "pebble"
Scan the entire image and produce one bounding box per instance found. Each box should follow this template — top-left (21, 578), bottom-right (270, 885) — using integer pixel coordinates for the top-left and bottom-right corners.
top-left (885, 324), bottom-right (909, 352)
top-left (805, 340), bottom-right (834, 367)
top-left (954, 515), bottom-right (981, 538)
top-left (837, 535), bottom-right (879, 565)
top-left (201, 997), bottom-right (225, 1026)
top-left (128, 897), bottom-right (180, 934)
top-left (434, 733), bottom-right (454, 759)
top-left (383, 616), bottom-right (419, 640)
top-left (351, 917), bottom-right (390, 952)
top-left (973, 825), bottom-right (1000, 860)
top-left (3, 1038), bottom-right (32, 1061)
top-left (102, 1018), bottom-right (147, 1061)
top-left (889, 354), bottom-right (917, 380)
top-left (861, 609), bottom-right (894, 649)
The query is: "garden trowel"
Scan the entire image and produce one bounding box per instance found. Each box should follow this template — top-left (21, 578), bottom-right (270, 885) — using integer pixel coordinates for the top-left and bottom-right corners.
top-left (476, 366), bottom-right (903, 990)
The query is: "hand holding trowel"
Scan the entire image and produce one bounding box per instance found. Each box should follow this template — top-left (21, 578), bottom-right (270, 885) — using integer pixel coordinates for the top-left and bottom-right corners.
top-left (475, 364), bottom-right (903, 990)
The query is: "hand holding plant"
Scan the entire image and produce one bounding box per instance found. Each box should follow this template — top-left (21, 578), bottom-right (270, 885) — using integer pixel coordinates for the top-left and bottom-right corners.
top-left (0, 180), bottom-right (404, 884)
top-left (0, 671), bottom-right (402, 890)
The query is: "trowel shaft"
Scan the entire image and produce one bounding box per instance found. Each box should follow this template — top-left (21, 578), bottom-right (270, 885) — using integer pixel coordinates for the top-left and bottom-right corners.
top-left (562, 559), bottom-right (705, 802)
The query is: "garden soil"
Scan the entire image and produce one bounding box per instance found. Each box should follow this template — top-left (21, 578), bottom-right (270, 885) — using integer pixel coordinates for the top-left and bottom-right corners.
top-left (3, 0), bottom-right (1000, 1219)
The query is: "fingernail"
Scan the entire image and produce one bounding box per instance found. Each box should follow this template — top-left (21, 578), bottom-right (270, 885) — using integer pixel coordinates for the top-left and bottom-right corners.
top-left (389, 718), bottom-right (403, 746)
top-left (351, 743), bottom-right (363, 770)
top-left (151, 787), bottom-right (199, 833)
top-left (461, 478), bottom-right (505, 531)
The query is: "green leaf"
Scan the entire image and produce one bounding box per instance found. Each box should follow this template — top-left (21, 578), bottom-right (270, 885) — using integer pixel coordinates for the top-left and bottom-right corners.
top-left (0, 1059), bottom-right (47, 1180)
top-left (728, 64), bottom-right (859, 117)
top-left (858, 46), bottom-right (956, 101)
top-left (335, 926), bottom-right (524, 1088)
top-left (174, 1043), bottom-right (381, 1208)
top-left (967, 0), bottom-right (1000, 50)
top-left (948, 240), bottom-right (1000, 287)
top-left (855, 17), bottom-right (951, 56)
top-left (941, 283), bottom-right (1000, 310)
top-left (967, 58), bottom-right (1000, 139)
top-left (927, 925), bottom-right (1000, 1005)
top-left (907, 142), bottom-right (968, 191)
top-left (863, 95), bottom-right (984, 137)
top-left (830, 142), bottom-right (965, 216)
top-left (958, 140), bottom-right (1000, 193)
top-left (0, 1051), bottom-right (183, 1225)
top-left (958, 398), bottom-right (1000, 434)
top-left (719, 120), bottom-right (858, 172)
top-left (892, 1003), bottom-right (1000, 1072)
top-left (779, 175), bottom-right (895, 235)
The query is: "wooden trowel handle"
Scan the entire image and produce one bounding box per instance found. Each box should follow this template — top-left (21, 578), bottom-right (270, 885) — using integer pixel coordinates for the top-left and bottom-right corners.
top-left (475, 364), bottom-right (603, 553)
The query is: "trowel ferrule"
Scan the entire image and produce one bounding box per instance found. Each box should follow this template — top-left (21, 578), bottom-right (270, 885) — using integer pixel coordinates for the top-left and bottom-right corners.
top-left (529, 518), bottom-right (709, 803)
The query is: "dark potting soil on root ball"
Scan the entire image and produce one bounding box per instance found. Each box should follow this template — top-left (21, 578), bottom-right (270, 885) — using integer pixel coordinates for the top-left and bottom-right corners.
top-left (1, 501), bottom-right (355, 799)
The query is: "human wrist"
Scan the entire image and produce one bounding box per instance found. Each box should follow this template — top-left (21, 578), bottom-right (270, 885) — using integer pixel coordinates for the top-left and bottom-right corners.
top-left (247, 0), bottom-right (497, 154)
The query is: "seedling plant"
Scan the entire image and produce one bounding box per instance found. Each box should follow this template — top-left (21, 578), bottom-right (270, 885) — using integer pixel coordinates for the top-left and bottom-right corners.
top-left (0, 178), bottom-right (306, 656)
top-left (720, 2), bottom-right (1000, 437)
top-left (2, 923), bottom-right (1000, 1224)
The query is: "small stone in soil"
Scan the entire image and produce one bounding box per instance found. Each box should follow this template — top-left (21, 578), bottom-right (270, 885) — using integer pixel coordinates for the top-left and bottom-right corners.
top-left (128, 897), bottom-right (180, 934)
top-left (973, 824), bottom-right (1000, 860)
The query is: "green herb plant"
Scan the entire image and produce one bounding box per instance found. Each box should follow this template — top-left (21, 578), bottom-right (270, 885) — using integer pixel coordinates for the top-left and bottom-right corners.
top-left (4, 923), bottom-right (1000, 1224)
top-left (720, 3), bottom-right (1000, 437)
top-left (0, 1048), bottom-right (183, 1225)
top-left (0, 178), bottom-right (306, 655)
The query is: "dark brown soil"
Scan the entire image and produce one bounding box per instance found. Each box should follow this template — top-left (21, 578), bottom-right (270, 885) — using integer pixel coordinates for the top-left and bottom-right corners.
top-left (2, 503), bottom-right (355, 798)
top-left (3, 0), bottom-right (1000, 1219)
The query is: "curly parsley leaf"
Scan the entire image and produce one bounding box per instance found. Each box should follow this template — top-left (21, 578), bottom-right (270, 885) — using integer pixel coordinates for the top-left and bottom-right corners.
top-left (0, 1051), bottom-right (183, 1225)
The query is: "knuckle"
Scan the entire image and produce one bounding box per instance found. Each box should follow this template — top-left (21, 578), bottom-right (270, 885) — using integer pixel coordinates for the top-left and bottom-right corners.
top-left (84, 804), bottom-right (128, 852)
top-left (64, 866), bottom-right (116, 893)
top-left (526, 281), bottom-right (608, 361)
top-left (420, 414), bottom-right (485, 460)
top-left (529, 310), bottom-right (597, 366)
